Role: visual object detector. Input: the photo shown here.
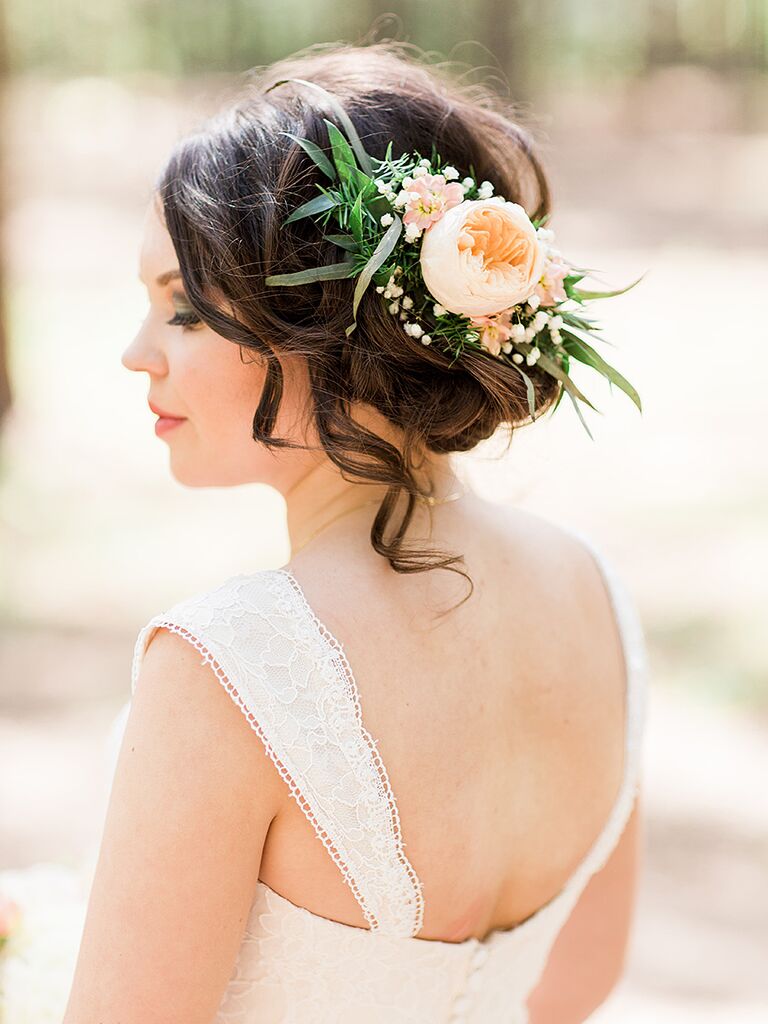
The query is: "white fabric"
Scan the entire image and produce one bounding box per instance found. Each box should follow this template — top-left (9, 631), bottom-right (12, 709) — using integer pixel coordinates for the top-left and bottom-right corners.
top-left (120, 527), bottom-right (649, 1023)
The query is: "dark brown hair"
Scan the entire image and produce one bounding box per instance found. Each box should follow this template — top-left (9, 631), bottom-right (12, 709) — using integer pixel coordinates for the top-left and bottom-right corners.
top-left (156, 38), bottom-right (556, 609)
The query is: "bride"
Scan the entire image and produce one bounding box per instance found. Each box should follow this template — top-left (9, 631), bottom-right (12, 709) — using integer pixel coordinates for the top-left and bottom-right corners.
top-left (58, 40), bottom-right (647, 1024)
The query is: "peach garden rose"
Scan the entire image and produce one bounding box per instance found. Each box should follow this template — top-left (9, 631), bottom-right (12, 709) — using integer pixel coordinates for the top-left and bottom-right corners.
top-left (418, 196), bottom-right (546, 317)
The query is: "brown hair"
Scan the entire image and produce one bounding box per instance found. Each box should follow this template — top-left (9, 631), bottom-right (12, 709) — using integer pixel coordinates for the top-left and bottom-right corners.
top-left (156, 38), bottom-right (556, 609)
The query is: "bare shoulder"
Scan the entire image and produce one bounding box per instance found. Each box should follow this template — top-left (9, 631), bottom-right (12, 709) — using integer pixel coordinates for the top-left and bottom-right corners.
top-left (131, 625), bottom-right (286, 814)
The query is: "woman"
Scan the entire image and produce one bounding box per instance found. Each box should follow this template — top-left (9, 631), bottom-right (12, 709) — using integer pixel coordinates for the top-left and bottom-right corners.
top-left (62, 40), bottom-right (648, 1024)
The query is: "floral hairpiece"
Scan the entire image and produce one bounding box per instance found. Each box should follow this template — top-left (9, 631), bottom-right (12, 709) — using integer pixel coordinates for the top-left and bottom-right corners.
top-left (263, 78), bottom-right (643, 439)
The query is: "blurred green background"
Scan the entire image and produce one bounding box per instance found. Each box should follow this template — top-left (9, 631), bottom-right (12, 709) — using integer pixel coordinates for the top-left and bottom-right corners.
top-left (0, 3), bottom-right (766, 1021)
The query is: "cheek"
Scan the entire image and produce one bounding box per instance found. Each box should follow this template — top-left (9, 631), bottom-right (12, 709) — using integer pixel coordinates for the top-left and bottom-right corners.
top-left (196, 339), bottom-right (266, 439)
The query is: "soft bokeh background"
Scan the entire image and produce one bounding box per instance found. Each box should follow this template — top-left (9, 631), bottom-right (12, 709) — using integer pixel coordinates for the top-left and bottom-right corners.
top-left (0, 3), bottom-right (766, 1021)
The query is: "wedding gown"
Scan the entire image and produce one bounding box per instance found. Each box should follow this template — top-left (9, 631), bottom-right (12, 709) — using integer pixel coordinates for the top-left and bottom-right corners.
top-left (126, 527), bottom-right (648, 1023)
top-left (0, 527), bottom-right (648, 1024)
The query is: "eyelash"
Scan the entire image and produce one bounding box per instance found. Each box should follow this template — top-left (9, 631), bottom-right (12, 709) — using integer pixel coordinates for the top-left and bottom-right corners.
top-left (166, 310), bottom-right (203, 330)
top-left (166, 291), bottom-right (203, 331)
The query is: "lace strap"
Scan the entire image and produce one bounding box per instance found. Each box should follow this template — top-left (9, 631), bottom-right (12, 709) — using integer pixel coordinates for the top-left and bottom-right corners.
top-left (557, 527), bottom-right (650, 888)
top-left (130, 570), bottom-right (424, 938)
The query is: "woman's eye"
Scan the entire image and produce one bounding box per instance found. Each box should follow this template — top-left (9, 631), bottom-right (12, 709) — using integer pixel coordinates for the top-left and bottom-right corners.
top-left (166, 292), bottom-right (203, 330)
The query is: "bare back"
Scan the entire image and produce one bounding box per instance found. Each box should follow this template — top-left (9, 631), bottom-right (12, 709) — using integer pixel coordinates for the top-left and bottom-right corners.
top-left (258, 499), bottom-right (629, 944)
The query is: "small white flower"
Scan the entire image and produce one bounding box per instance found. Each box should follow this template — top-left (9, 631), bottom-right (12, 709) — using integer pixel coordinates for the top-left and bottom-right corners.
top-left (526, 346), bottom-right (541, 366)
top-left (524, 326), bottom-right (537, 341)
top-left (404, 321), bottom-right (424, 338)
top-left (433, 303), bottom-right (447, 316)
top-left (550, 330), bottom-right (562, 344)
top-left (385, 191), bottom-right (398, 203)
top-left (405, 223), bottom-right (422, 242)
top-left (375, 285), bottom-right (385, 294)
top-left (388, 301), bottom-right (400, 314)
top-left (419, 157), bottom-right (432, 167)
top-left (533, 310), bottom-right (550, 331)
top-left (389, 284), bottom-right (404, 298)
top-left (442, 165), bottom-right (459, 180)
top-left (536, 227), bottom-right (555, 242)
top-left (399, 311), bottom-right (407, 320)
top-left (501, 341), bottom-right (513, 353)
top-left (512, 323), bottom-right (526, 340)
top-left (461, 176), bottom-right (474, 190)
top-left (383, 288), bottom-right (393, 299)
top-left (412, 165), bottom-right (428, 178)
top-left (380, 213), bottom-right (394, 227)
top-left (394, 266), bottom-right (403, 276)
top-left (527, 293), bottom-right (541, 311)
top-left (512, 352), bottom-right (524, 364)
top-left (393, 190), bottom-right (410, 208)
top-left (477, 180), bottom-right (494, 198)
top-left (374, 178), bottom-right (391, 193)
top-left (421, 334), bottom-right (432, 345)
top-left (401, 175), bottom-right (414, 188)
top-left (549, 314), bottom-right (564, 330)
top-left (401, 296), bottom-right (414, 310)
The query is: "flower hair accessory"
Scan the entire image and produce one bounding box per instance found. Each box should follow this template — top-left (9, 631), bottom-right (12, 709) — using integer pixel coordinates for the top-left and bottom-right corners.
top-left (263, 78), bottom-right (644, 438)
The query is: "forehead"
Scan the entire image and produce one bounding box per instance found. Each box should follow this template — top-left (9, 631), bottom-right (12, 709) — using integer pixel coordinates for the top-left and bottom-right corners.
top-left (139, 196), bottom-right (177, 274)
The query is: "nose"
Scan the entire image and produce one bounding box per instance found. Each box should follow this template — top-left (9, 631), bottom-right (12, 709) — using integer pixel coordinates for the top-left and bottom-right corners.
top-left (121, 316), bottom-right (167, 376)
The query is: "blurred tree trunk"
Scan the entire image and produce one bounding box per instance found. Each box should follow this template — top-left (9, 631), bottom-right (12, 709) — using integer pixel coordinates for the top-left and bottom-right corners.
top-left (0, 0), bottom-right (12, 429)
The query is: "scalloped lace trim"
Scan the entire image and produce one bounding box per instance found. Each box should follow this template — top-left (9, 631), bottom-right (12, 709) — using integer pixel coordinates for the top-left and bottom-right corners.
top-left (135, 618), bottom-right (384, 932)
top-left (276, 568), bottom-right (425, 935)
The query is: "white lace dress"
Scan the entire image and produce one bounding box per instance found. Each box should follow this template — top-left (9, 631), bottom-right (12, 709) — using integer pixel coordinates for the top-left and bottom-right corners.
top-left (115, 528), bottom-right (648, 1023)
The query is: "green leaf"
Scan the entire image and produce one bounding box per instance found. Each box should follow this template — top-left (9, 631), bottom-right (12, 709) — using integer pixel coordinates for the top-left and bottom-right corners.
top-left (561, 333), bottom-right (642, 412)
top-left (345, 215), bottom-right (403, 337)
top-left (323, 233), bottom-right (360, 253)
top-left (572, 271), bottom-right (646, 301)
top-left (535, 350), bottom-right (601, 412)
top-left (281, 192), bottom-right (337, 227)
top-left (279, 131), bottom-right (336, 180)
top-left (324, 118), bottom-right (358, 186)
top-left (348, 192), bottom-right (363, 244)
top-left (265, 77), bottom-right (373, 176)
top-left (513, 363), bottom-right (537, 419)
top-left (264, 261), bottom-right (358, 287)
top-left (564, 388), bottom-right (595, 441)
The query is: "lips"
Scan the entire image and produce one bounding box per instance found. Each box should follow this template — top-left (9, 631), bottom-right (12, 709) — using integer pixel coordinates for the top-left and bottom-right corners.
top-left (149, 400), bottom-right (185, 420)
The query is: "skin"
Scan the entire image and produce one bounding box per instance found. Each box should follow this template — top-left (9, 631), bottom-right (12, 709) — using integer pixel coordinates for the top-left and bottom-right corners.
top-left (62, 195), bottom-right (643, 1023)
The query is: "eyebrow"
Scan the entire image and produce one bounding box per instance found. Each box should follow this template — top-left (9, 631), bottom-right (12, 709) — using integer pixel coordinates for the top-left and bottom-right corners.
top-left (138, 268), bottom-right (183, 286)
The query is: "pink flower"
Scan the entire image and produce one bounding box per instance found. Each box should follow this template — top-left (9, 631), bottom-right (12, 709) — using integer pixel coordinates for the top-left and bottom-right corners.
top-left (470, 308), bottom-right (516, 357)
top-left (402, 173), bottom-right (465, 231)
top-left (535, 257), bottom-right (569, 306)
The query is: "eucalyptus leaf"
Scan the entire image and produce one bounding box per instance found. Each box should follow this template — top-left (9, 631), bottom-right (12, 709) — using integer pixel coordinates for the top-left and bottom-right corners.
top-left (513, 363), bottom-right (537, 419)
top-left (264, 260), bottom-right (358, 287)
top-left (323, 233), bottom-right (360, 253)
top-left (279, 131), bottom-right (336, 180)
top-left (281, 192), bottom-right (337, 227)
top-left (346, 215), bottom-right (403, 337)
